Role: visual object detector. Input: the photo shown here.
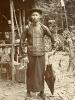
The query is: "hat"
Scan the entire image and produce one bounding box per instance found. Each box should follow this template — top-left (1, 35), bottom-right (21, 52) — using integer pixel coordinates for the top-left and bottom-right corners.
top-left (30, 8), bottom-right (42, 15)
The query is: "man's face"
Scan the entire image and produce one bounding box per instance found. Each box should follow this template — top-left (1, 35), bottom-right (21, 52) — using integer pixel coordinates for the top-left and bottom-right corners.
top-left (31, 12), bottom-right (41, 23)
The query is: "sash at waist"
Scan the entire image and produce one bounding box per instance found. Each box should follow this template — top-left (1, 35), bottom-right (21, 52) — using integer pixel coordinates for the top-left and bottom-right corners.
top-left (27, 45), bottom-right (45, 56)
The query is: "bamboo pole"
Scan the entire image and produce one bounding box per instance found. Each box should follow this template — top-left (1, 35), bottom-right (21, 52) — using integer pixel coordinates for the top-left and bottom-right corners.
top-left (19, 9), bottom-right (23, 35)
top-left (22, 9), bottom-right (25, 32)
top-left (60, 0), bottom-right (69, 29)
top-left (0, 42), bottom-right (27, 47)
top-left (64, 6), bottom-right (69, 29)
top-left (10, 0), bottom-right (15, 82)
top-left (12, 3), bottom-right (21, 38)
top-left (61, 12), bottom-right (64, 30)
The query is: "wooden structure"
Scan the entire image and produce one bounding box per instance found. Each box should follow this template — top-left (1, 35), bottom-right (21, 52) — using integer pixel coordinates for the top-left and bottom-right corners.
top-left (0, 0), bottom-right (27, 82)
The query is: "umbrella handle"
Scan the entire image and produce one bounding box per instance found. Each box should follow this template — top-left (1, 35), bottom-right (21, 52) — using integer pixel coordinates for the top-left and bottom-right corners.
top-left (48, 55), bottom-right (50, 64)
top-left (48, 53), bottom-right (52, 64)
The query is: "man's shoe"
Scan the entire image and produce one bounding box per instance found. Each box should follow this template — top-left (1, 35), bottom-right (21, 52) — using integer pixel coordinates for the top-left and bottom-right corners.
top-left (38, 92), bottom-right (46, 100)
top-left (27, 91), bottom-right (31, 97)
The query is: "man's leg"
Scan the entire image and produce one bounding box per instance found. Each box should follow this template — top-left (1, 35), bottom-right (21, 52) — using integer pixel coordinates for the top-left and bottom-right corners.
top-left (38, 90), bottom-right (45, 100)
top-left (27, 90), bottom-right (31, 97)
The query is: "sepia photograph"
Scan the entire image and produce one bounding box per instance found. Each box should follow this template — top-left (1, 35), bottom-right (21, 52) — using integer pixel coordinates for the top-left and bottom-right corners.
top-left (0, 0), bottom-right (75, 100)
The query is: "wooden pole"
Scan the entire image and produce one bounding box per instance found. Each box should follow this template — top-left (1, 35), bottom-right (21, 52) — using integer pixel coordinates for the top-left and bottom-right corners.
top-left (22, 9), bottom-right (25, 32)
top-left (61, 12), bottom-right (64, 30)
top-left (60, 0), bottom-right (68, 29)
top-left (19, 9), bottom-right (23, 35)
top-left (64, 6), bottom-right (69, 29)
top-left (10, 0), bottom-right (15, 82)
top-left (12, 3), bottom-right (21, 38)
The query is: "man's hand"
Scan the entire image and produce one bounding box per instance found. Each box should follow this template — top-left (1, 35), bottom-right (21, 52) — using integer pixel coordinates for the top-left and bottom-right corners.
top-left (15, 39), bottom-right (20, 43)
top-left (23, 56), bottom-right (29, 64)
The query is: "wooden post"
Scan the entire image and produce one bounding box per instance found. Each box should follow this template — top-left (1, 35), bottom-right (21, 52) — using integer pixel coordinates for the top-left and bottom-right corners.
top-left (60, 0), bottom-right (68, 29)
top-left (22, 9), bottom-right (25, 32)
top-left (61, 12), bottom-right (64, 30)
top-left (64, 6), bottom-right (68, 29)
top-left (12, 3), bottom-right (21, 38)
top-left (19, 9), bottom-right (23, 35)
top-left (10, 0), bottom-right (15, 82)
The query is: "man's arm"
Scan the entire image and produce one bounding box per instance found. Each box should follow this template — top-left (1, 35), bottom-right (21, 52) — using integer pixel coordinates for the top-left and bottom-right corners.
top-left (20, 27), bottom-right (28, 57)
top-left (21, 25), bottom-right (29, 42)
top-left (42, 24), bottom-right (54, 43)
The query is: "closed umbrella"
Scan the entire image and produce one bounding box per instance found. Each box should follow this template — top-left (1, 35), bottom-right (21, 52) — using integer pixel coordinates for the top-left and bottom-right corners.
top-left (45, 64), bottom-right (55, 95)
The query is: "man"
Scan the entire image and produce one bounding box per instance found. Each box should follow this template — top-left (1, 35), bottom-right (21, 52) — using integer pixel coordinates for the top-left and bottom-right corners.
top-left (48, 20), bottom-right (57, 49)
top-left (21, 8), bottom-right (53, 100)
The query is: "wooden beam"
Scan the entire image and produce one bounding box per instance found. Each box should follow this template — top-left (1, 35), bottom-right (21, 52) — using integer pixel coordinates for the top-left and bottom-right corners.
top-left (0, 42), bottom-right (28, 47)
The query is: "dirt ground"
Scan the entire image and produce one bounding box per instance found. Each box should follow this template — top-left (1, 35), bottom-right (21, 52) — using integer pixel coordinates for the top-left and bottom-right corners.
top-left (0, 51), bottom-right (75, 100)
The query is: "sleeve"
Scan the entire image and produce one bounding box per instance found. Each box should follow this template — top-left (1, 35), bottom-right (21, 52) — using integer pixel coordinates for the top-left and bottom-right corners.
top-left (21, 26), bottom-right (28, 42)
top-left (20, 27), bottom-right (28, 57)
top-left (42, 24), bottom-right (54, 43)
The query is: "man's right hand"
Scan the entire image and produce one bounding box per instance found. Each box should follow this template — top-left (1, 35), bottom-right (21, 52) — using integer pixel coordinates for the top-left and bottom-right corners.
top-left (23, 56), bottom-right (29, 64)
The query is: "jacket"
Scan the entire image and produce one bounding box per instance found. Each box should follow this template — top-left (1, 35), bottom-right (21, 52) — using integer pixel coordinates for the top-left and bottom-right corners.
top-left (21, 23), bottom-right (52, 56)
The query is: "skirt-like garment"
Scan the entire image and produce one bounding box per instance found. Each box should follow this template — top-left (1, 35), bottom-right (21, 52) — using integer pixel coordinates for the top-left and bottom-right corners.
top-left (26, 55), bottom-right (45, 92)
